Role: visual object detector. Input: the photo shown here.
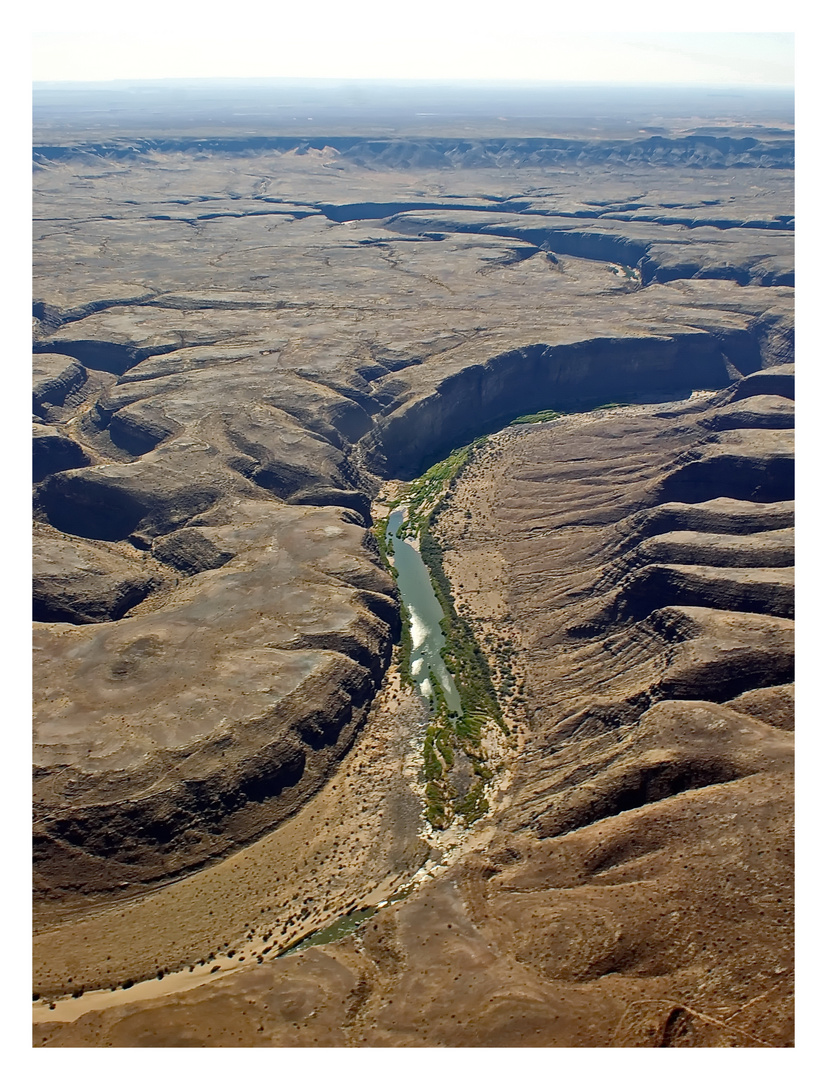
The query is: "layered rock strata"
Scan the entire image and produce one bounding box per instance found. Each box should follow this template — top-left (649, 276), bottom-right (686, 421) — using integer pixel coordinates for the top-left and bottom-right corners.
top-left (33, 144), bottom-right (792, 904)
top-left (33, 136), bottom-right (793, 1045)
top-left (35, 377), bottom-right (794, 1047)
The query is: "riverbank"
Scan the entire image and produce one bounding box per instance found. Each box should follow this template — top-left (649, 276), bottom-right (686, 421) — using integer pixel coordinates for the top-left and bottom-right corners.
top-left (33, 653), bottom-right (431, 1013)
top-left (35, 398), bottom-right (712, 1018)
top-left (34, 445), bottom-right (518, 1018)
top-left (371, 441), bottom-right (526, 834)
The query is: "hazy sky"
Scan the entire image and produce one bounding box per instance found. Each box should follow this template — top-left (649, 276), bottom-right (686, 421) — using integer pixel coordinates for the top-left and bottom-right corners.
top-left (32, 3), bottom-right (794, 86)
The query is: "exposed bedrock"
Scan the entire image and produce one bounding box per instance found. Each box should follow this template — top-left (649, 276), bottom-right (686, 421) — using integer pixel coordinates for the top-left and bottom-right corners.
top-left (553, 605), bottom-right (795, 740)
top-left (388, 208), bottom-right (794, 288)
top-left (641, 240), bottom-right (793, 287)
top-left (598, 525), bottom-right (794, 595)
top-left (35, 399), bottom-right (368, 545)
top-left (32, 424), bottom-right (90, 483)
top-left (699, 394), bottom-right (795, 430)
top-left (626, 497), bottom-right (795, 539)
top-left (33, 353), bottom-right (88, 414)
top-left (36, 463), bottom-right (224, 544)
top-left (628, 528), bottom-right (794, 569)
top-left (34, 653), bottom-right (376, 895)
top-left (105, 400), bottom-right (183, 455)
top-left (32, 337), bottom-right (178, 377)
top-left (509, 394), bottom-right (797, 723)
top-left (365, 332), bottom-right (736, 478)
top-left (33, 501), bottom-right (399, 897)
top-left (32, 523), bottom-right (165, 623)
top-left (388, 210), bottom-right (652, 267)
top-left (652, 606), bottom-right (794, 703)
top-left (529, 698), bottom-right (792, 839)
top-left (656, 429), bottom-right (794, 505)
top-left (151, 528), bottom-right (235, 575)
top-left (100, 360), bottom-right (376, 447)
top-left (727, 363), bottom-right (795, 401)
top-left (612, 563), bottom-right (794, 621)
top-left (32, 134), bottom-right (796, 170)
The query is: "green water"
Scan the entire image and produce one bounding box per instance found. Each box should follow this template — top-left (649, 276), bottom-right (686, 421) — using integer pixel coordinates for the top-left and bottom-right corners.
top-left (387, 509), bottom-right (462, 714)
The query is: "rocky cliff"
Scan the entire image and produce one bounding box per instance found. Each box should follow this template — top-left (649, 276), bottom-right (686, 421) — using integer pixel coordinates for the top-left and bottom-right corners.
top-left (33, 133), bottom-right (794, 1045)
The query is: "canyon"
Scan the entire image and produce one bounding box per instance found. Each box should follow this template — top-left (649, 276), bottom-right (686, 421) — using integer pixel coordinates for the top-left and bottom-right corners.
top-left (32, 86), bottom-right (793, 1047)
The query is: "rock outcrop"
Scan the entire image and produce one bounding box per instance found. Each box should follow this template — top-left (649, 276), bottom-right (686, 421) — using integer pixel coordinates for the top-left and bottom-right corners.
top-left (35, 385), bottom-right (794, 1048)
top-left (32, 124), bottom-right (793, 1046)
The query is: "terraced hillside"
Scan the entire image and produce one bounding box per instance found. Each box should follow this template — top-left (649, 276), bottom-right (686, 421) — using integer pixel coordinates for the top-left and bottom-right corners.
top-left (33, 125), bottom-right (793, 1045)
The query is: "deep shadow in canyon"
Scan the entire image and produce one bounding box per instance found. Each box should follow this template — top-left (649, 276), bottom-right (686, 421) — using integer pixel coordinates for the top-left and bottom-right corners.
top-left (32, 84), bottom-right (793, 1047)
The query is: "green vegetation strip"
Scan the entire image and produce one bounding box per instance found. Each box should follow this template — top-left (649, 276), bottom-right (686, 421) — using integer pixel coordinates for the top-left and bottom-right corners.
top-left (510, 401), bottom-right (631, 425)
top-left (374, 439), bottom-right (523, 829)
top-left (374, 514), bottom-right (393, 565)
top-left (509, 408), bottom-right (562, 425)
top-left (404, 442), bottom-right (506, 828)
top-left (393, 439), bottom-right (485, 541)
top-left (419, 527), bottom-right (503, 731)
top-left (281, 906), bottom-right (377, 956)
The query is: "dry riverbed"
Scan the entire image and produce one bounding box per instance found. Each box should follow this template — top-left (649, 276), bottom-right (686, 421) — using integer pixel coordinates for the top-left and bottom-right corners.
top-left (33, 658), bottom-right (431, 1015)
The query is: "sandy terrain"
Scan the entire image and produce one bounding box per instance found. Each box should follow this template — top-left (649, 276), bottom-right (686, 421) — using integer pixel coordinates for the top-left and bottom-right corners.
top-left (32, 99), bottom-right (793, 1044)
top-left (33, 661), bottom-right (429, 1008)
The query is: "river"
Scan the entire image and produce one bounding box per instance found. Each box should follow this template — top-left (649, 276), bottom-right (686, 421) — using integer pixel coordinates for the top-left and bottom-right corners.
top-left (387, 509), bottom-right (462, 714)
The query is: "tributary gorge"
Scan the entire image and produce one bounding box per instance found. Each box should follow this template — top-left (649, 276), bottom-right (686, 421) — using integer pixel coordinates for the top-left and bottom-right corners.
top-left (33, 96), bottom-right (794, 1044)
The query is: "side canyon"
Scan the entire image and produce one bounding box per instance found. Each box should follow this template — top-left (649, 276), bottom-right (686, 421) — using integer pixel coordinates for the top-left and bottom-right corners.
top-left (32, 95), bottom-right (794, 1047)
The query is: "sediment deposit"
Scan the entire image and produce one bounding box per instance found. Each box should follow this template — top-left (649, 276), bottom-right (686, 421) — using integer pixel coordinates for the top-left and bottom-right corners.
top-left (33, 110), bottom-right (793, 1046)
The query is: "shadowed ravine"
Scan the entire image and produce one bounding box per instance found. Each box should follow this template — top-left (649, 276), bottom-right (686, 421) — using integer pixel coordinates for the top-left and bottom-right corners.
top-left (33, 110), bottom-right (793, 1046)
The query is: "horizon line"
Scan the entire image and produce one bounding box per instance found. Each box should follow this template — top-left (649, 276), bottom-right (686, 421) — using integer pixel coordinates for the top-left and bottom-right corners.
top-left (32, 77), bottom-right (795, 90)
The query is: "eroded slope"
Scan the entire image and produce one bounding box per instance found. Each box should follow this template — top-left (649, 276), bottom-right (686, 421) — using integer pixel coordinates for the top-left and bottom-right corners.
top-left (35, 376), bottom-right (794, 1047)
top-left (33, 138), bottom-right (793, 1045)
